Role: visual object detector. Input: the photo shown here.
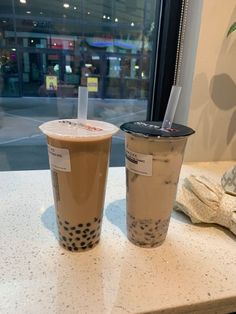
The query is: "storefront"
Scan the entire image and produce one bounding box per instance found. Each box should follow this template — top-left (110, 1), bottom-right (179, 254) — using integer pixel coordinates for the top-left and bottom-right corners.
top-left (0, 0), bottom-right (154, 99)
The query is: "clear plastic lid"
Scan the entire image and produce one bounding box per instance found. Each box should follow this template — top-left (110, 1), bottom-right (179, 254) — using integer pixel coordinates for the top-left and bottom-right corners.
top-left (39, 119), bottom-right (119, 141)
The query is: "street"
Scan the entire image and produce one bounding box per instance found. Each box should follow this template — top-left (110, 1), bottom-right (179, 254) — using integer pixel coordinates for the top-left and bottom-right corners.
top-left (0, 97), bottom-right (147, 170)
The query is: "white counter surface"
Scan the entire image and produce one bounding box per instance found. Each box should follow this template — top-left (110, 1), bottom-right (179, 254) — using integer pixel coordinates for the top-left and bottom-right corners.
top-left (0, 161), bottom-right (236, 314)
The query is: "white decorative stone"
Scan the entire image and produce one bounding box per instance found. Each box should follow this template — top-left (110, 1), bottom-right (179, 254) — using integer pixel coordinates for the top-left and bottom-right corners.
top-left (221, 165), bottom-right (236, 196)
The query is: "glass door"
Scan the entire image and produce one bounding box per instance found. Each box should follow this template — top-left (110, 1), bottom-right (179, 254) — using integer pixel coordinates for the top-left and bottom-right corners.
top-left (22, 51), bottom-right (43, 96)
top-left (21, 51), bottom-right (64, 97)
top-left (0, 48), bottom-right (19, 97)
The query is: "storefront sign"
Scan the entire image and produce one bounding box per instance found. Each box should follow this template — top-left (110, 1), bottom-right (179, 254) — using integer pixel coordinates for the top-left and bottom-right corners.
top-left (87, 77), bottom-right (98, 92)
top-left (46, 75), bottom-right (58, 91)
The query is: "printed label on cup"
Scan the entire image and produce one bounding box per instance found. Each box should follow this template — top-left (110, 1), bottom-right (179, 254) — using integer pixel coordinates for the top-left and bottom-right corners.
top-left (125, 148), bottom-right (152, 176)
top-left (48, 145), bottom-right (71, 172)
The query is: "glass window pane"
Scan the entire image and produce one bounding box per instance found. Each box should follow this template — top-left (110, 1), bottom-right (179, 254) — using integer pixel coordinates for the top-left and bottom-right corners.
top-left (0, 0), bottom-right (158, 170)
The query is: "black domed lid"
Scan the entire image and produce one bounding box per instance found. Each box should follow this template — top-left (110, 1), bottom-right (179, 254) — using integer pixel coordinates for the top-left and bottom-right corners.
top-left (120, 121), bottom-right (195, 138)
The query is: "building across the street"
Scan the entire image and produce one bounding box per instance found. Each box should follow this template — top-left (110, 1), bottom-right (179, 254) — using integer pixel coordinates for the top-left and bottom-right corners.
top-left (0, 0), bottom-right (155, 99)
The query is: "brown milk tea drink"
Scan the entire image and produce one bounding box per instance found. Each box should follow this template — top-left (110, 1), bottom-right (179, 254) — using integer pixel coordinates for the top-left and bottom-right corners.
top-left (120, 121), bottom-right (194, 248)
top-left (40, 119), bottom-right (118, 252)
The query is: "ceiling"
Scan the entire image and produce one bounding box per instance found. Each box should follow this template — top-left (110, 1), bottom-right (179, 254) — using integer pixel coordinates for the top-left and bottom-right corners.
top-left (0, 0), bottom-right (156, 38)
top-left (0, 0), bottom-right (156, 24)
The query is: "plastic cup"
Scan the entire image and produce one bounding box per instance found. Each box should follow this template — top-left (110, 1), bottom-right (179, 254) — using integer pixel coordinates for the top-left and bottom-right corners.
top-left (40, 119), bottom-right (118, 252)
top-left (120, 121), bottom-right (195, 248)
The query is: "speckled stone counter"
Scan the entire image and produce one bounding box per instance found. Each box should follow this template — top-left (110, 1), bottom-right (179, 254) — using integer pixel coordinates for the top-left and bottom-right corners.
top-left (1, 161), bottom-right (236, 314)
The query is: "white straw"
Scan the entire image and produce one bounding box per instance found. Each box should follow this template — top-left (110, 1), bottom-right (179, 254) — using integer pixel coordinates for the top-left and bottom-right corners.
top-left (161, 85), bottom-right (182, 129)
top-left (78, 86), bottom-right (88, 122)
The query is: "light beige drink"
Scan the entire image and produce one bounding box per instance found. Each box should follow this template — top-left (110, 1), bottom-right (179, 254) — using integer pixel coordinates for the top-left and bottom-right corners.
top-left (121, 121), bottom-right (194, 248)
top-left (40, 119), bottom-right (118, 252)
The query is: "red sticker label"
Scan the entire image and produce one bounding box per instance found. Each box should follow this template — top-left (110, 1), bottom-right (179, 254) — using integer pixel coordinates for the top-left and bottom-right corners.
top-left (79, 123), bottom-right (103, 132)
top-left (59, 120), bottom-right (103, 132)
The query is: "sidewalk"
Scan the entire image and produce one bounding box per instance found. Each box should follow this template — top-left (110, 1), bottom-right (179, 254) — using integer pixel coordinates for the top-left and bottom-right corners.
top-left (0, 97), bottom-right (147, 170)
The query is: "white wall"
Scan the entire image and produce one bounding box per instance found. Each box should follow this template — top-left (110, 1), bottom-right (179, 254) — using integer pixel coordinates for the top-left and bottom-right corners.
top-left (184, 0), bottom-right (236, 161)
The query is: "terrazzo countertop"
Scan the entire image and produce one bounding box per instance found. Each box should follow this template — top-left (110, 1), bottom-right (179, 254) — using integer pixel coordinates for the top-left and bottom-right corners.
top-left (1, 161), bottom-right (236, 314)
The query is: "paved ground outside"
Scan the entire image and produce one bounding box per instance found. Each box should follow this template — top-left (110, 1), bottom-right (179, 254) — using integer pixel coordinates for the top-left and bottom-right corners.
top-left (0, 97), bottom-right (147, 170)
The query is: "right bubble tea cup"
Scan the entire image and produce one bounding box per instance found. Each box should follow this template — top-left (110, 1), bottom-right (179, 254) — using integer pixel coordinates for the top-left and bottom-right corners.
top-left (120, 121), bottom-right (195, 248)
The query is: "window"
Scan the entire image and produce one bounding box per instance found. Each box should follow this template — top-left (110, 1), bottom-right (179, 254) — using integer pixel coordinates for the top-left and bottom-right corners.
top-left (0, 0), bottom-right (183, 170)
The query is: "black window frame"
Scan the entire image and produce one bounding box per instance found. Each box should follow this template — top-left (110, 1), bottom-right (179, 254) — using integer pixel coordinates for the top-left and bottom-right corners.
top-left (147, 0), bottom-right (184, 122)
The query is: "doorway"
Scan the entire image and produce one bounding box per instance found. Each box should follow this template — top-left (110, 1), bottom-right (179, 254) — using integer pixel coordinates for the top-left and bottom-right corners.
top-left (21, 50), bottom-right (63, 97)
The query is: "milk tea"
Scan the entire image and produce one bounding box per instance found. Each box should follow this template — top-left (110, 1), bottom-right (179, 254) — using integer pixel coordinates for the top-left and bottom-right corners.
top-left (40, 119), bottom-right (118, 252)
top-left (121, 121), bottom-right (195, 248)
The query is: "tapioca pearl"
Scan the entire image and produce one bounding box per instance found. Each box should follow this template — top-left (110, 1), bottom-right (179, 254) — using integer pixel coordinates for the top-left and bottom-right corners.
top-left (62, 236), bottom-right (67, 241)
top-left (82, 246), bottom-right (87, 250)
top-left (74, 247), bottom-right (78, 251)
top-left (90, 230), bottom-right (95, 235)
top-left (139, 242), bottom-right (146, 246)
top-left (62, 243), bottom-right (66, 248)
top-left (75, 237), bottom-right (80, 241)
top-left (69, 232), bottom-right (73, 236)
top-left (92, 235), bottom-right (96, 239)
top-left (88, 244), bottom-right (93, 249)
top-left (75, 230), bottom-right (81, 234)
top-left (94, 217), bottom-right (98, 222)
top-left (95, 240), bottom-right (99, 245)
top-left (98, 218), bottom-right (101, 223)
top-left (87, 237), bottom-right (91, 241)
top-left (81, 242), bottom-right (86, 246)
top-left (59, 221), bottom-right (62, 226)
top-left (68, 246), bottom-right (72, 251)
top-left (78, 223), bottom-right (83, 228)
top-left (86, 223), bottom-right (91, 227)
top-left (69, 238), bottom-right (72, 242)
top-left (72, 242), bottom-right (76, 247)
top-left (64, 226), bottom-right (69, 231)
top-left (83, 228), bottom-right (90, 233)
top-left (82, 234), bottom-right (87, 239)
top-left (70, 226), bottom-right (76, 230)
top-left (64, 221), bottom-right (69, 225)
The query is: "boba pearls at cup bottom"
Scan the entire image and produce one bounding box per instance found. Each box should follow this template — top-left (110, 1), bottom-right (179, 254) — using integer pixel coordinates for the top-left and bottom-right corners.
top-left (127, 213), bottom-right (170, 248)
top-left (57, 215), bottom-right (102, 252)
